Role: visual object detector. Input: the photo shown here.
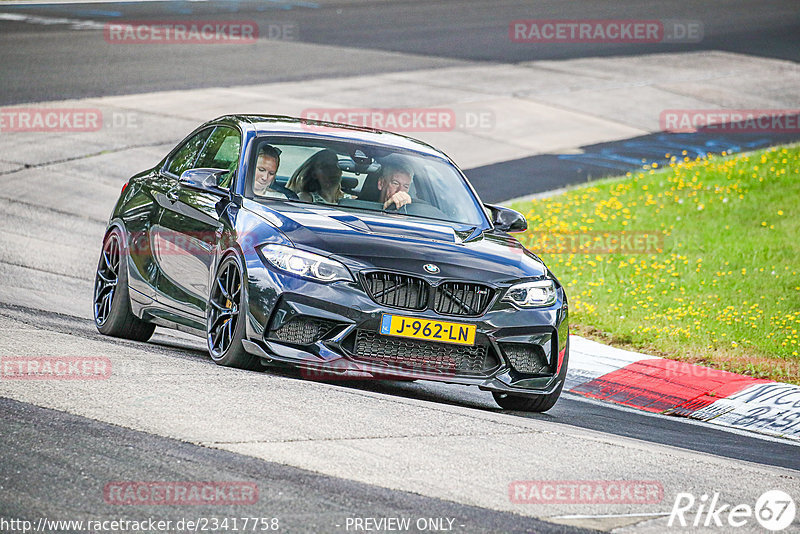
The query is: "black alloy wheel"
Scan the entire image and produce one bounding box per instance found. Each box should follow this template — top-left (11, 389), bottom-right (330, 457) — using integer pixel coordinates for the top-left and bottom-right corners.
top-left (207, 256), bottom-right (260, 370)
top-left (93, 228), bottom-right (155, 341)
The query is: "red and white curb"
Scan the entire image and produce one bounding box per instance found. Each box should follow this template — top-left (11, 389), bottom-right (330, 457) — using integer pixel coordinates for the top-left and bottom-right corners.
top-left (566, 336), bottom-right (800, 441)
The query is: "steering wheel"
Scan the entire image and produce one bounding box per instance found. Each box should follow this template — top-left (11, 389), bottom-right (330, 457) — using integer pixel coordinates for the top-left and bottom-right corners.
top-left (383, 202), bottom-right (408, 214)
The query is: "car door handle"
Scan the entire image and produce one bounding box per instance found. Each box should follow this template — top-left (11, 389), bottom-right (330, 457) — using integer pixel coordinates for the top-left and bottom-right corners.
top-left (166, 188), bottom-right (179, 202)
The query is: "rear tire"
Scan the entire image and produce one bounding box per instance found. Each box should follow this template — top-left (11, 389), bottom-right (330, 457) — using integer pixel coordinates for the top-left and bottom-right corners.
top-left (93, 228), bottom-right (155, 342)
top-left (207, 255), bottom-right (261, 371)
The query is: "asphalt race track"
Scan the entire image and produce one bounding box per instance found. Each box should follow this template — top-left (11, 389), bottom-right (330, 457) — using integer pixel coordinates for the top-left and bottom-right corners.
top-left (1, 1), bottom-right (799, 533)
top-left (0, 397), bottom-right (578, 534)
top-left (0, 0), bottom-right (799, 104)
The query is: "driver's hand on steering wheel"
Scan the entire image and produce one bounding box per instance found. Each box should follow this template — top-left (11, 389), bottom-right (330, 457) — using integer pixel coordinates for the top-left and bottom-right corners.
top-left (383, 191), bottom-right (412, 210)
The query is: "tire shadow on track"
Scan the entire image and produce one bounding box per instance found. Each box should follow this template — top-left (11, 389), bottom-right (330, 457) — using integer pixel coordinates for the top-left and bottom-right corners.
top-left (4, 301), bottom-right (797, 472)
top-left (263, 366), bottom-right (800, 472)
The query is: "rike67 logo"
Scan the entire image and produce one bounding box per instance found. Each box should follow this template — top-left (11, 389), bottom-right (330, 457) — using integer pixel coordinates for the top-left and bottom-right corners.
top-left (669, 490), bottom-right (796, 531)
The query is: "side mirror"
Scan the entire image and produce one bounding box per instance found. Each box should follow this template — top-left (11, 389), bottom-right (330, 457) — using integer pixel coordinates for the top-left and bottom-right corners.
top-left (486, 204), bottom-right (527, 233)
top-left (179, 168), bottom-right (230, 195)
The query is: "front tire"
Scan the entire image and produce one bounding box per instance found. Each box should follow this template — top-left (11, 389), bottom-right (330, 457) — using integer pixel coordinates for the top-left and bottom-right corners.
top-left (493, 340), bottom-right (569, 412)
top-left (207, 255), bottom-right (261, 370)
top-left (492, 378), bottom-right (564, 412)
top-left (93, 228), bottom-right (155, 342)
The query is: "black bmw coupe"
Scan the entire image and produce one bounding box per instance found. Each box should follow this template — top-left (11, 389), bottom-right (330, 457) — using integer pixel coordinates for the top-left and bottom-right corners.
top-left (94, 115), bottom-right (569, 411)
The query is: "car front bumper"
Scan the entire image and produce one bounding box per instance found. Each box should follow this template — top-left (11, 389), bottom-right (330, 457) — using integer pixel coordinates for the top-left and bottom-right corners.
top-left (242, 264), bottom-right (569, 396)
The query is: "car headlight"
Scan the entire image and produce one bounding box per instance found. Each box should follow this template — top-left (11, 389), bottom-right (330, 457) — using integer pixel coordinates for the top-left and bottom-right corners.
top-left (503, 279), bottom-right (557, 308)
top-left (259, 244), bottom-right (353, 282)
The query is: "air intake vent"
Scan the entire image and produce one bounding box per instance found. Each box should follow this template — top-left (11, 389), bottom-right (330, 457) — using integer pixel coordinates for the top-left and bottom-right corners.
top-left (268, 317), bottom-right (338, 345)
top-left (362, 272), bottom-right (428, 311)
top-left (433, 282), bottom-right (493, 316)
top-left (353, 330), bottom-right (494, 375)
top-left (501, 343), bottom-right (551, 374)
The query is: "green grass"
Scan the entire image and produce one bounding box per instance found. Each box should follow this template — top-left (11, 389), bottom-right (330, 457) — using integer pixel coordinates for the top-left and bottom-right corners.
top-left (510, 145), bottom-right (800, 383)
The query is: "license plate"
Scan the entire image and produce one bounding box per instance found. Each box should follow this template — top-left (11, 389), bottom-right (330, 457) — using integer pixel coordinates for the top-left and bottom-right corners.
top-left (380, 314), bottom-right (476, 346)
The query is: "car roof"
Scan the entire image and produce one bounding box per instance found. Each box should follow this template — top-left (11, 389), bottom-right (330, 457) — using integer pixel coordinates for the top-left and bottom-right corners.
top-left (212, 114), bottom-right (446, 159)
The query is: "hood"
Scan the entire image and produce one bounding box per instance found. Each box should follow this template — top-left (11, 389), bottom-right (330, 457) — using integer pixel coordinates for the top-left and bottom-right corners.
top-left (245, 201), bottom-right (547, 283)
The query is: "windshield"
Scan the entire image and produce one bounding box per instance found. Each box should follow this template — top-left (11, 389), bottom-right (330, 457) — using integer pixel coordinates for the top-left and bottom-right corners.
top-left (245, 137), bottom-right (488, 226)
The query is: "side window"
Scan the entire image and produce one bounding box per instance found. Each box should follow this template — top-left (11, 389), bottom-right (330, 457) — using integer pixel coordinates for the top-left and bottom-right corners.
top-left (166, 129), bottom-right (211, 177)
top-left (194, 126), bottom-right (241, 190)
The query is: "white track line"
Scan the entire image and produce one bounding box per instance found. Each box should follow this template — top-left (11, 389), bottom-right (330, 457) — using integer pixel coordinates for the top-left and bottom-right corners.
top-left (0, 13), bottom-right (105, 29)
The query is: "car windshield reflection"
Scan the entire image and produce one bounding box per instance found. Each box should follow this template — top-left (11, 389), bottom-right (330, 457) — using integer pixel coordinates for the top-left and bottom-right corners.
top-left (247, 138), bottom-right (486, 226)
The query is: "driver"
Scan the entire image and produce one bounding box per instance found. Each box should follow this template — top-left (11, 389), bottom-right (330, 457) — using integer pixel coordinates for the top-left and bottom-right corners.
top-left (253, 145), bottom-right (297, 199)
top-left (377, 161), bottom-right (413, 210)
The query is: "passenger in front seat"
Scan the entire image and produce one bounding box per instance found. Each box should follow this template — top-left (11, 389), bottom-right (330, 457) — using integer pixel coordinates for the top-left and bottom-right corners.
top-left (253, 145), bottom-right (297, 199)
